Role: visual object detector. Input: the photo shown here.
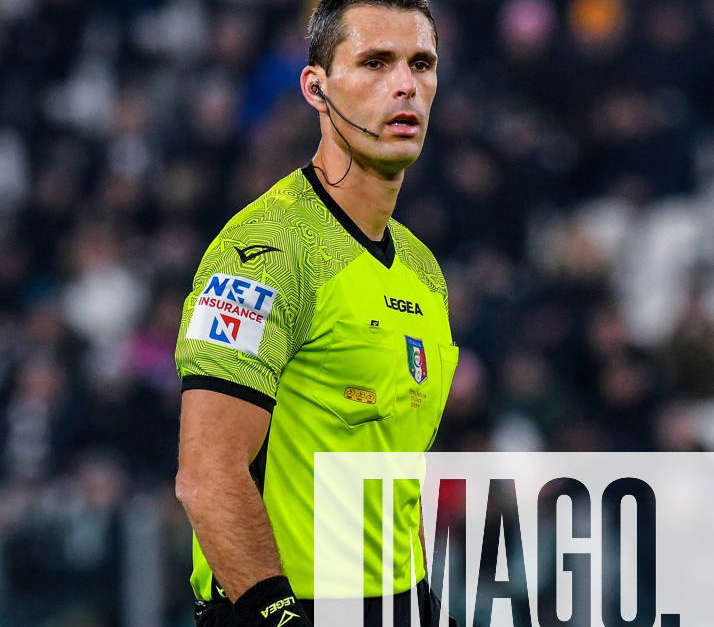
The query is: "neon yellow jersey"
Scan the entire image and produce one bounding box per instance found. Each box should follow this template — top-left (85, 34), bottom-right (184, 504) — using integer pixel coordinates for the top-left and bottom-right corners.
top-left (175, 165), bottom-right (458, 600)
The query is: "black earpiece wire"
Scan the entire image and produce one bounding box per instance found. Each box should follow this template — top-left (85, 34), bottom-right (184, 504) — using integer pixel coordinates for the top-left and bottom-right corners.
top-left (314, 100), bottom-right (355, 187)
top-left (310, 83), bottom-right (379, 187)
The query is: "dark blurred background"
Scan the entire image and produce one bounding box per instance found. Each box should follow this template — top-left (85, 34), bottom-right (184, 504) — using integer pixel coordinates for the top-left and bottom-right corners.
top-left (0, 0), bottom-right (712, 624)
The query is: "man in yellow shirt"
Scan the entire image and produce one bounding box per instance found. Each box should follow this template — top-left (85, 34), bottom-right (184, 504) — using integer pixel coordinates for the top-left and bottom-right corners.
top-left (175, 2), bottom-right (457, 625)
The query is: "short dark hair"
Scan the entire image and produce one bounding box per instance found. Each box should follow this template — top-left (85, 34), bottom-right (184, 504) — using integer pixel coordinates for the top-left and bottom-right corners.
top-left (307, 0), bottom-right (438, 75)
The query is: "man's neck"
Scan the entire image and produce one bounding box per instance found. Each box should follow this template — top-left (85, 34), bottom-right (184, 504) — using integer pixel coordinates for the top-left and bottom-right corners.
top-left (312, 143), bottom-right (404, 241)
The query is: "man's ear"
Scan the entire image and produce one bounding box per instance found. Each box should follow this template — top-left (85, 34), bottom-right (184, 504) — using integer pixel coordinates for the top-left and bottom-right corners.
top-left (300, 66), bottom-right (328, 113)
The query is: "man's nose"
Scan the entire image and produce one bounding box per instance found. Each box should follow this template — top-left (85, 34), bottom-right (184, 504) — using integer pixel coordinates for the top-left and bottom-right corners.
top-left (391, 60), bottom-right (416, 99)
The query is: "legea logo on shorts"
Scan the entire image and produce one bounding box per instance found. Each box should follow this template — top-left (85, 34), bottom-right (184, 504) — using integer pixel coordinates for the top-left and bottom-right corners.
top-left (186, 273), bottom-right (277, 355)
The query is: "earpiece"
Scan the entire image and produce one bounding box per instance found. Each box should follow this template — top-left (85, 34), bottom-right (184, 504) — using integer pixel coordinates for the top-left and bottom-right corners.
top-left (309, 82), bottom-right (324, 98)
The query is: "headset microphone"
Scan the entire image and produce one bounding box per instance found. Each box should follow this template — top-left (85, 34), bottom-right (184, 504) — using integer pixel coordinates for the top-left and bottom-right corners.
top-left (308, 81), bottom-right (381, 187)
top-left (309, 83), bottom-right (380, 139)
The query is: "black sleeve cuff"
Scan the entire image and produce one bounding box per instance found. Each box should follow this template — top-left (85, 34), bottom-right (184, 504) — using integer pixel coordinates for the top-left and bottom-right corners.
top-left (181, 375), bottom-right (276, 413)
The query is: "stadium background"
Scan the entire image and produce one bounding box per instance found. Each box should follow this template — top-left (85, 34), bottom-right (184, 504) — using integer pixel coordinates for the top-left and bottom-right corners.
top-left (0, 0), bottom-right (712, 624)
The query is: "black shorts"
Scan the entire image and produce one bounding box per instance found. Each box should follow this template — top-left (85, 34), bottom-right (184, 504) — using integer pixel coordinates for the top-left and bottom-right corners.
top-left (194, 578), bottom-right (444, 627)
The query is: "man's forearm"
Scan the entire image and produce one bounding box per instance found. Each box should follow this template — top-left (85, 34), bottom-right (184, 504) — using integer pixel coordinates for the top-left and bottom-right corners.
top-left (179, 465), bottom-right (282, 602)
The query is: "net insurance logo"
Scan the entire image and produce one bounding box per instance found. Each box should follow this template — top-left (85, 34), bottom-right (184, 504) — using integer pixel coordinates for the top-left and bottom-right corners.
top-left (313, 453), bottom-right (714, 627)
top-left (186, 273), bottom-right (276, 354)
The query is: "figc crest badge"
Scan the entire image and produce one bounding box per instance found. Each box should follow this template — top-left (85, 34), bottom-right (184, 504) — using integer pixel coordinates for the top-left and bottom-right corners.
top-left (405, 336), bottom-right (427, 384)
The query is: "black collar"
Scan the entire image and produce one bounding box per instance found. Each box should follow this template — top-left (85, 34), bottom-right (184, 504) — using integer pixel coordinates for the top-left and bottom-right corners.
top-left (302, 163), bottom-right (395, 269)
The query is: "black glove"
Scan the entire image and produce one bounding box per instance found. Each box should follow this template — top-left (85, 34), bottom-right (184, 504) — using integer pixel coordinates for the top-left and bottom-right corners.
top-left (231, 576), bottom-right (312, 627)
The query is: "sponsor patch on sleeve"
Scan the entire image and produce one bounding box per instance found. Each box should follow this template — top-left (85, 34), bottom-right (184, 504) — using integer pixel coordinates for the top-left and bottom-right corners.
top-left (186, 273), bottom-right (277, 355)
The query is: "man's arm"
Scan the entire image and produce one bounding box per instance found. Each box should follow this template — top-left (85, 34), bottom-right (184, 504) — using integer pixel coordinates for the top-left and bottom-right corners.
top-left (175, 389), bottom-right (282, 602)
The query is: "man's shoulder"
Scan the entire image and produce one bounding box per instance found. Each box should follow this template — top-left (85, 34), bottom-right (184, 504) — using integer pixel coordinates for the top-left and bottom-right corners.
top-left (390, 218), bottom-right (448, 302)
top-left (186, 170), bottom-right (313, 292)
top-left (202, 168), bottom-right (323, 266)
top-left (389, 218), bottom-right (444, 275)
top-left (193, 168), bottom-right (351, 292)
top-left (225, 169), bottom-right (314, 233)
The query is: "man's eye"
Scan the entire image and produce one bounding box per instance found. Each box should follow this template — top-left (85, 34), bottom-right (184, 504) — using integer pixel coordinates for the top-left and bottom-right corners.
top-left (365, 59), bottom-right (384, 69)
top-left (413, 61), bottom-right (431, 71)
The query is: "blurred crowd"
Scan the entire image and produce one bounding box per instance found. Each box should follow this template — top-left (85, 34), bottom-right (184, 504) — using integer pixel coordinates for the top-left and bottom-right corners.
top-left (0, 0), bottom-right (712, 624)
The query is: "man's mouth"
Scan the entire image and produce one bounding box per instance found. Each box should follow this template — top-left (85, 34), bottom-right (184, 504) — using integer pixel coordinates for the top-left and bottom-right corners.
top-left (386, 114), bottom-right (420, 137)
top-left (387, 113), bottom-right (419, 128)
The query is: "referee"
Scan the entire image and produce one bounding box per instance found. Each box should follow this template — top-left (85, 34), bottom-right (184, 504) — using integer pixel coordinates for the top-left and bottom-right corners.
top-left (175, 2), bottom-right (458, 626)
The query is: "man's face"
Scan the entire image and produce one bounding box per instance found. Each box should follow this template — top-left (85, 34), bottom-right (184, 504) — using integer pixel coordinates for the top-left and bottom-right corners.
top-left (325, 6), bottom-right (438, 175)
